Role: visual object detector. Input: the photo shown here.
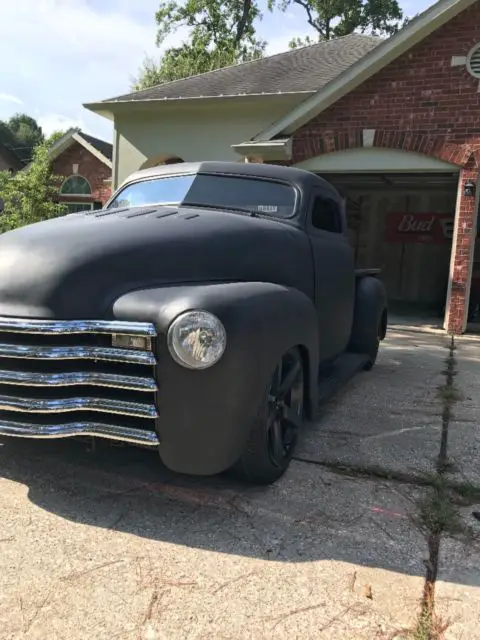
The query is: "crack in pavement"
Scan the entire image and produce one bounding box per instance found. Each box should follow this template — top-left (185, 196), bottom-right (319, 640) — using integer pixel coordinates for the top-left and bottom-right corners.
top-left (414, 335), bottom-right (458, 639)
top-left (294, 334), bottom-right (464, 639)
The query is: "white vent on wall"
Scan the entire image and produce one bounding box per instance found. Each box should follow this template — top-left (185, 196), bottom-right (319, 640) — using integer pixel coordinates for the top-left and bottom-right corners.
top-left (467, 44), bottom-right (480, 78)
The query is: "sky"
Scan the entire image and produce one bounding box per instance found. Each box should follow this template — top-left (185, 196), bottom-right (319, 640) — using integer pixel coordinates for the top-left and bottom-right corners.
top-left (0, 0), bottom-right (434, 142)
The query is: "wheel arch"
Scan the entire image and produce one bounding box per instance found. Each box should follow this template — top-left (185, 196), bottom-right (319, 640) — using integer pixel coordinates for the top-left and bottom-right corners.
top-left (349, 276), bottom-right (388, 353)
top-left (112, 281), bottom-right (319, 475)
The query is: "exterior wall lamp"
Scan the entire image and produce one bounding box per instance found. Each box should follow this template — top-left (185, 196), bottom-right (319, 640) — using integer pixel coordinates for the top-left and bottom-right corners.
top-left (464, 180), bottom-right (476, 197)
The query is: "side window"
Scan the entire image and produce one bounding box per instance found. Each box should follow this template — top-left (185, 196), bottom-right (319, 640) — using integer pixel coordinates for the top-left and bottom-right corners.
top-left (311, 197), bottom-right (342, 234)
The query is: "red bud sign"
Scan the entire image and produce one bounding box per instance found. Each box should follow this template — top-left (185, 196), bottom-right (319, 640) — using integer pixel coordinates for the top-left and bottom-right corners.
top-left (386, 213), bottom-right (454, 244)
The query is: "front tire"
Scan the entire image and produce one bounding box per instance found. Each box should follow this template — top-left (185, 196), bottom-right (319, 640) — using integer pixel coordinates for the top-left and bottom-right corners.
top-left (363, 336), bottom-right (380, 371)
top-left (233, 348), bottom-right (304, 485)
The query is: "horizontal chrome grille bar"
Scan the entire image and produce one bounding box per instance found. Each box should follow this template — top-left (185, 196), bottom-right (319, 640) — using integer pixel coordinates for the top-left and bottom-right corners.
top-left (0, 395), bottom-right (158, 418)
top-left (0, 343), bottom-right (156, 365)
top-left (0, 420), bottom-right (159, 446)
top-left (0, 369), bottom-right (157, 391)
top-left (0, 317), bottom-right (156, 337)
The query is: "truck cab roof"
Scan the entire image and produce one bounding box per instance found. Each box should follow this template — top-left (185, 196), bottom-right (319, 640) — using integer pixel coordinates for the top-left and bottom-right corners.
top-left (115, 161), bottom-right (339, 199)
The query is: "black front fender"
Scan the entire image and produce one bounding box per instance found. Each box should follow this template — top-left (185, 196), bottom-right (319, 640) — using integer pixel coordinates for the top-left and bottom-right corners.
top-left (112, 282), bottom-right (319, 475)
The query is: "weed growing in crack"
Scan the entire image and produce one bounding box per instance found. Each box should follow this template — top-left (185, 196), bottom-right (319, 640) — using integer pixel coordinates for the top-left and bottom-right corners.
top-left (450, 482), bottom-right (480, 505)
top-left (412, 608), bottom-right (432, 640)
top-left (409, 610), bottom-right (452, 640)
top-left (436, 458), bottom-right (457, 474)
top-left (436, 384), bottom-right (463, 407)
top-left (392, 607), bottom-right (452, 639)
top-left (418, 484), bottom-right (463, 537)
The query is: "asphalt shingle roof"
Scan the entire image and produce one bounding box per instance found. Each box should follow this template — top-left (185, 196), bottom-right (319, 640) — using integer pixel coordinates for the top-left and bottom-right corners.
top-left (102, 34), bottom-right (381, 104)
top-left (78, 132), bottom-right (113, 160)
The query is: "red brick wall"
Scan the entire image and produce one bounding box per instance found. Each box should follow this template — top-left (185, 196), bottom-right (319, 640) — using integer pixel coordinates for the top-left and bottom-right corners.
top-left (52, 141), bottom-right (112, 205)
top-left (292, 3), bottom-right (480, 333)
top-left (294, 3), bottom-right (480, 160)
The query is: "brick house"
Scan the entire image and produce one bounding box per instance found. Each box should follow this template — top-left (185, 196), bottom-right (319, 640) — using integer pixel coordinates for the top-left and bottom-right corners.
top-left (48, 128), bottom-right (112, 213)
top-left (86, 0), bottom-right (480, 334)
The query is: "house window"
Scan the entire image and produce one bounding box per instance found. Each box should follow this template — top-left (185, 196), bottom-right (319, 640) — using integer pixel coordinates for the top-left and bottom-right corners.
top-left (311, 197), bottom-right (342, 233)
top-left (64, 202), bottom-right (94, 214)
top-left (60, 175), bottom-right (92, 195)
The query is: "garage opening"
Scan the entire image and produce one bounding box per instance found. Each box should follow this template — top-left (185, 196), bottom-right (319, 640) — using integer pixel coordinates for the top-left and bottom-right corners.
top-left (324, 172), bottom-right (459, 321)
top-left (468, 222), bottom-right (480, 331)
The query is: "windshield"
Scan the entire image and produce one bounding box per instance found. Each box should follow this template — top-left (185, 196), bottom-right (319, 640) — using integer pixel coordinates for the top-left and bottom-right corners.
top-left (108, 173), bottom-right (296, 218)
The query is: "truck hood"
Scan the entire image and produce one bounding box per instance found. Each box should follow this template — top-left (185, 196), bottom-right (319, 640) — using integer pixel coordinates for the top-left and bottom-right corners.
top-left (0, 205), bottom-right (306, 319)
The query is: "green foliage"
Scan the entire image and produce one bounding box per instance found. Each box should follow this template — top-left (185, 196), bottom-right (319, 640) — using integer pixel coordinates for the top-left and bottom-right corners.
top-left (133, 0), bottom-right (265, 89)
top-left (0, 142), bottom-right (65, 233)
top-left (133, 44), bottom-right (262, 90)
top-left (45, 130), bottom-right (67, 147)
top-left (7, 113), bottom-right (44, 148)
top-left (154, 0), bottom-right (264, 56)
top-left (135, 0), bottom-right (406, 89)
top-left (289, 35), bottom-right (316, 49)
top-left (0, 121), bottom-right (19, 150)
top-left (0, 113), bottom-right (45, 164)
top-left (271, 0), bottom-right (403, 44)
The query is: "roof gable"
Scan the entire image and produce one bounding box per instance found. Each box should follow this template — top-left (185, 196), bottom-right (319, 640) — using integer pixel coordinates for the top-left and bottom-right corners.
top-left (253, 0), bottom-right (478, 141)
top-left (47, 128), bottom-right (113, 168)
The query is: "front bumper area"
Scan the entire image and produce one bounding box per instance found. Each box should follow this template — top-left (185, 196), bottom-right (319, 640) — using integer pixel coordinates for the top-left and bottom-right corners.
top-left (0, 419), bottom-right (159, 445)
top-left (0, 317), bottom-right (160, 447)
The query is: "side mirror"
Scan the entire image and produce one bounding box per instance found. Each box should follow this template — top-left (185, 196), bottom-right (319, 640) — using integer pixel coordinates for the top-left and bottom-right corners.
top-left (0, 198), bottom-right (4, 214)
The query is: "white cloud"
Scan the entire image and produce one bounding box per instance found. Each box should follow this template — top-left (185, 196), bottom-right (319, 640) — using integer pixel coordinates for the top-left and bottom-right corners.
top-left (0, 93), bottom-right (23, 105)
top-left (0, 0), bottom-right (164, 139)
top-left (266, 33), bottom-right (313, 55)
top-left (37, 113), bottom-right (88, 137)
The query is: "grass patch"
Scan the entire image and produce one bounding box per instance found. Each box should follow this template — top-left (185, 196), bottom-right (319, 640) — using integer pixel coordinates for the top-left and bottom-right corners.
top-left (436, 458), bottom-right (458, 474)
top-left (393, 609), bottom-right (452, 639)
top-left (449, 481), bottom-right (480, 506)
top-left (418, 483), bottom-right (463, 537)
top-left (437, 384), bottom-right (463, 407)
top-left (412, 609), bottom-right (432, 640)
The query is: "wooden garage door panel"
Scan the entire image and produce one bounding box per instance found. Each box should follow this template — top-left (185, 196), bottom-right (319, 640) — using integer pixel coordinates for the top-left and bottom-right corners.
top-left (347, 188), bottom-right (456, 306)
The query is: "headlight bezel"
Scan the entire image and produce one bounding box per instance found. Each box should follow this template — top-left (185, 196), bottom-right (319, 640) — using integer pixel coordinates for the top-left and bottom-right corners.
top-left (167, 309), bottom-right (227, 370)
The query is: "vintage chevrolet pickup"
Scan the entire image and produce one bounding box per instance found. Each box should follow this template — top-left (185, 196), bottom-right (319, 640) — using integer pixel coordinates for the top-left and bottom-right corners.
top-left (0, 162), bottom-right (387, 484)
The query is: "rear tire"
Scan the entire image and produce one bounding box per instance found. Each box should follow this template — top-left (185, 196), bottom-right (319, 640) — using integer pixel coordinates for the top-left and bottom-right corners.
top-left (363, 336), bottom-right (380, 371)
top-left (233, 348), bottom-right (304, 485)
top-left (348, 277), bottom-right (386, 372)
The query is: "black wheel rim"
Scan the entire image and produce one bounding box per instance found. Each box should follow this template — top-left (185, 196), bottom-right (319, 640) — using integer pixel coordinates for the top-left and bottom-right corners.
top-left (266, 351), bottom-right (304, 467)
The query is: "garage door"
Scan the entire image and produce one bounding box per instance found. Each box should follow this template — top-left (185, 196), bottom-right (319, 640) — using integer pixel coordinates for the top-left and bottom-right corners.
top-left (327, 173), bottom-right (458, 311)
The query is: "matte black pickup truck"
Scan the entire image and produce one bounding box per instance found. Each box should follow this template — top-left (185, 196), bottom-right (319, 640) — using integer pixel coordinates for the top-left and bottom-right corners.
top-left (0, 162), bottom-right (387, 484)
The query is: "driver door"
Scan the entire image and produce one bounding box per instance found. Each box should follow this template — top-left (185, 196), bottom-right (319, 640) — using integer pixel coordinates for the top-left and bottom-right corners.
top-left (307, 190), bottom-right (355, 364)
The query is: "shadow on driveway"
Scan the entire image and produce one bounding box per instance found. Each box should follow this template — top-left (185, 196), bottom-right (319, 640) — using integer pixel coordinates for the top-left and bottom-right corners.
top-left (0, 328), bottom-right (478, 590)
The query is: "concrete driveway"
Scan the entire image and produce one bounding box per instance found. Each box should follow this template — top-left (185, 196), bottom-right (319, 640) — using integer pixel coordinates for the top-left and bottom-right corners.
top-left (0, 328), bottom-right (479, 639)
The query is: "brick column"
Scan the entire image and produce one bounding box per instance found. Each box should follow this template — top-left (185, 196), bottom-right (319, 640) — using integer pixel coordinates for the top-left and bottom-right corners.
top-left (445, 168), bottom-right (479, 334)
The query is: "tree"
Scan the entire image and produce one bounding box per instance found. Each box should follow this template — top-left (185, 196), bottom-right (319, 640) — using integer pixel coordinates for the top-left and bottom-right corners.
top-left (7, 113), bottom-right (44, 148)
top-left (0, 142), bottom-right (64, 233)
top-left (45, 130), bottom-right (67, 147)
top-left (133, 0), bottom-right (265, 90)
top-left (271, 0), bottom-right (403, 46)
top-left (135, 0), bottom-right (405, 90)
top-left (0, 114), bottom-right (45, 164)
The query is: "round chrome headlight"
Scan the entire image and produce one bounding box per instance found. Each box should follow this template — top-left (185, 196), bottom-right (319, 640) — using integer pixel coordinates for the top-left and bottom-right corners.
top-left (167, 310), bottom-right (227, 369)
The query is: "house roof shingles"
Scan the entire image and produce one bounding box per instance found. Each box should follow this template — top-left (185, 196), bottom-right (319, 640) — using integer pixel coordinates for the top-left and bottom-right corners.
top-left (78, 132), bottom-right (113, 161)
top-left (101, 34), bottom-right (382, 104)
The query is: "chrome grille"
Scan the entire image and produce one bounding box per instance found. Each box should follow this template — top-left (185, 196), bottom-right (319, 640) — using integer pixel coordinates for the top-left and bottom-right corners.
top-left (0, 318), bottom-right (159, 446)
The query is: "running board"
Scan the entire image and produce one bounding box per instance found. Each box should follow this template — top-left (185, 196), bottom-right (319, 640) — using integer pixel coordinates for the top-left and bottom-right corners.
top-left (316, 352), bottom-right (368, 409)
